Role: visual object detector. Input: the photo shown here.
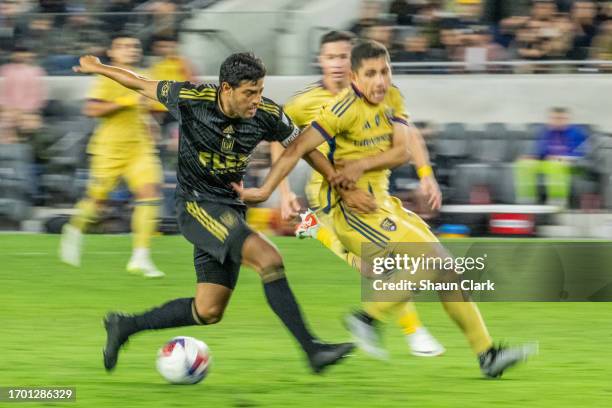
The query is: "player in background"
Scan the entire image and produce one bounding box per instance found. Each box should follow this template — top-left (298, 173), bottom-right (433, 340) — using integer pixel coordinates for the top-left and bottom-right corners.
top-left (272, 31), bottom-right (444, 358)
top-left (235, 40), bottom-right (537, 378)
top-left (148, 34), bottom-right (197, 125)
top-left (71, 52), bottom-right (371, 373)
top-left (60, 32), bottom-right (164, 278)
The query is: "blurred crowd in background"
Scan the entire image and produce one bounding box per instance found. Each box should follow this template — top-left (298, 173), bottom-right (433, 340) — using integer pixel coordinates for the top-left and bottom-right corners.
top-left (1, 0), bottom-right (612, 74)
top-left (355, 0), bottom-right (612, 72)
top-left (0, 0), bottom-right (611, 232)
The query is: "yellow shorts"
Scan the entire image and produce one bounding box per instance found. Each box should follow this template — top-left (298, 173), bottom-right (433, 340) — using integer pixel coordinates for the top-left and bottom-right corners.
top-left (331, 195), bottom-right (438, 258)
top-left (86, 151), bottom-right (163, 200)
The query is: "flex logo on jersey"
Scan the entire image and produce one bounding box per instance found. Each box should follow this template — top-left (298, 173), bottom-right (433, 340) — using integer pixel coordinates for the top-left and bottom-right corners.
top-left (221, 125), bottom-right (235, 152)
top-left (380, 217), bottom-right (397, 232)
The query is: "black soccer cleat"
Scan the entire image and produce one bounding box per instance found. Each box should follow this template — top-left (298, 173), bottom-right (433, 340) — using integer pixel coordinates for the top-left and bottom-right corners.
top-left (307, 342), bottom-right (355, 374)
top-left (103, 312), bottom-right (133, 372)
top-left (479, 342), bottom-right (538, 378)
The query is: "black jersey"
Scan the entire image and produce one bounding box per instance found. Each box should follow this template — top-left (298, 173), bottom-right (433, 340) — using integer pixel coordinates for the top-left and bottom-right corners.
top-left (157, 80), bottom-right (300, 205)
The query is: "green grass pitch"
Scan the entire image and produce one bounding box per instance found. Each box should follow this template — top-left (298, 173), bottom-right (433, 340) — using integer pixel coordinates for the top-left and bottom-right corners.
top-left (1, 234), bottom-right (611, 407)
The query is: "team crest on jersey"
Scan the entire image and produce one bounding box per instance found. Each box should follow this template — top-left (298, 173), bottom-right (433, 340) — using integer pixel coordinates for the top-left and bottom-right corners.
top-left (220, 211), bottom-right (237, 228)
top-left (160, 81), bottom-right (170, 99)
top-left (221, 125), bottom-right (235, 152)
top-left (380, 218), bottom-right (397, 232)
top-left (221, 136), bottom-right (235, 152)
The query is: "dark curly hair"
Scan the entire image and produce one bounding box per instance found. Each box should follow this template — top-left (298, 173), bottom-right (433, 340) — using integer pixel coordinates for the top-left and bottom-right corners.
top-left (351, 40), bottom-right (390, 71)
top-left (219, 52), bottom-right (266, 88)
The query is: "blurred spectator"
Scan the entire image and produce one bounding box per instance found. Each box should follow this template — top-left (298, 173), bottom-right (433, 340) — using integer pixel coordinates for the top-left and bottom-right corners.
top-left (20, 15), bottom-right (56, 57)
top-left (102, 0), bottom-right (135, 33)
top-left (0, 0), bottom-right (32, 61)
top-left (514, 107), bottom-right (588, 206)
top-left (435, 22), bottom-right (464, 62)
top-left (36, 0), bottom-right (68, 26)
top-left (394, 33), bottom-right (433, 62)
top-left (364, 23), bottom-right (394, 49)
top-left (454, 0), bottom-right (484, 28)
top-left (461, 26), bottom-right (508, 72)
top-left (0, 46), bottom-right (48, 124)
top-left (389, 0), bottom-right (427, 25)
top-left (568, 0), bottom-right (598, 59)
top-left (42, 14), bottom-right (109, 75)
top-left (591, 19), bottom-right (612, 70)
top-left (413, 1), bottom-right (444, 46)
top-left (348, 0), bottom-right (382, 37)
top-left (142, 1), bottom-right (180, 39)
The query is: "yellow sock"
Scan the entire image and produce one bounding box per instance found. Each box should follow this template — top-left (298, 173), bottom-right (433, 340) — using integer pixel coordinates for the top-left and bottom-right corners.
top-left (315, 226), bottom-right (345, 256)
top-left (345, 251), bottom-right (361, 272)
top-left (396, 302), bottom-right (423, 335)
top-left (70, 199), bottom-right (98, 231)
top-left (132, 198), bottom-right (161, 249)
top-left (363, 301), bottom-right (406, 323)
top-left (442, 301), bottom-right (493, 355)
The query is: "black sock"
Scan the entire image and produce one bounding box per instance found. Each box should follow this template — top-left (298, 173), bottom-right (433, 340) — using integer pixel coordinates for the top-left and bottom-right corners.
top-left (126, 298), bottom-right (200, 335)
top-left (263, 278), bottom-right (318, 355)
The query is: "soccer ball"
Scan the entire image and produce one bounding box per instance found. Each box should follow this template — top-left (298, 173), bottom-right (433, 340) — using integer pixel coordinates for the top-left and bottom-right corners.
top-left (156, 336), bottom-right (211, 384)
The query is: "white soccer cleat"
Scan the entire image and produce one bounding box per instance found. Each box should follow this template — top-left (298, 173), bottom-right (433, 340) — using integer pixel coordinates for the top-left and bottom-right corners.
top-left (295, 209), bottom-right (321, 239)
top-left (127, 250), bottom-right (165, 278)
top-left (344, 312), bottom-right (389, 360)
top-left (59, 223), bottom-right (83, 267)
top-left (406, 327), bottom-right (445, 357)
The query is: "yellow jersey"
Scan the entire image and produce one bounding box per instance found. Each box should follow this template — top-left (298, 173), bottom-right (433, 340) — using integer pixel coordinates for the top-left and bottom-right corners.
top-left (312, 83), bottom-right (410, 212)
top-left (86, 72), bottom-right (153, 157)
top-left (148, 57), bottom-right (193, 112)
top-left (283, 80), bottom-right (337, 157)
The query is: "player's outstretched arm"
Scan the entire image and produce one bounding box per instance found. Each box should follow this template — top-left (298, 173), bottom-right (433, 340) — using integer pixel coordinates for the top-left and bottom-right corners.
top-left (232, 125), bottom-right (327, 204)
top-left (331, 122), bottom-right (412, 189)
top-left (73, 55), bottom-right (160, 101)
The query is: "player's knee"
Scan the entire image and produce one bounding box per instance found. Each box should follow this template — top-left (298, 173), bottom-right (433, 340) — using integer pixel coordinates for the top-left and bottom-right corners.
top-left (135, 183), bottom-right (161, 200)
top-left (258, 263), bottom-right (286, 283)
top-left (193, 301), bottom-right (225, 325)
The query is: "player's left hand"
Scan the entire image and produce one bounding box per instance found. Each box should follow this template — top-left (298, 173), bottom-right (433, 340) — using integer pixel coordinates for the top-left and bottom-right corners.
top-left (280, 191), bottom-right (301, 220)
top-left (420, 176), bottom-right (442, 210)
top-left (330, 159), bottom-right (366, 189)
top-left (231, 182), bottom-right (270, 204)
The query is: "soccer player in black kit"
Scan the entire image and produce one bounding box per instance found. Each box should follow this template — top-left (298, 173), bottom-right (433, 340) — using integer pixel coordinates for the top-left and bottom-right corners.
top-left (72, 52), bottom-right (359, 373)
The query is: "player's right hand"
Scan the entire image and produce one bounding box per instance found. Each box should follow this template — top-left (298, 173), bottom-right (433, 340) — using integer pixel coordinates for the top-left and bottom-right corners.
top-left (280, 190), bottom-right (301, 220)
top-left (73, 55), bottom-right (102, 74)
top-left (338, 187), bottom-right (377, 214)
top-left (231, 182), bottom-right (271, 205)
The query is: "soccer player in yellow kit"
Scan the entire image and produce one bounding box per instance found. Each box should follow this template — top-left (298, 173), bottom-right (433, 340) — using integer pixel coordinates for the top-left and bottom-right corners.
top-left (60, 33), bottom-right (164, 278)
top-left (236, 40), bottom-right (536, 378)
top-left (275, 31), bottom-right (444, 358)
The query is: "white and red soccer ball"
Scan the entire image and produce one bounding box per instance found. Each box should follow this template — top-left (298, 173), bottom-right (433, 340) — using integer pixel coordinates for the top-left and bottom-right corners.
top-left (156, 336), bottom-right (211, 384)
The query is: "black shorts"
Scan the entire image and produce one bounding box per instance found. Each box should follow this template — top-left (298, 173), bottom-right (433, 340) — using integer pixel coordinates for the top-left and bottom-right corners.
top-left (176, 193), bottom-right (253, 289)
